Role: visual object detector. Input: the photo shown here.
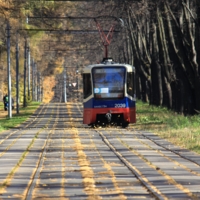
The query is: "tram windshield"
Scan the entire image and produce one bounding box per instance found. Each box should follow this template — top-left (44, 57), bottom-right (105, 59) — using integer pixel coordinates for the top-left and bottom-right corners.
top-left (92, 67), bottom-right (125, 99)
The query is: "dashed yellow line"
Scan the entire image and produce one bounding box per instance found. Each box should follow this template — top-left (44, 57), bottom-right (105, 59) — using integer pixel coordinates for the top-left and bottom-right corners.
top-left (72, 130), bottom-right (101, 199)
top-left (87, 131), bottom-right (127, 199)
top-left (66, 103), bottom-right (101, 199)
top-left (61, 136), bottom-right (69, 200)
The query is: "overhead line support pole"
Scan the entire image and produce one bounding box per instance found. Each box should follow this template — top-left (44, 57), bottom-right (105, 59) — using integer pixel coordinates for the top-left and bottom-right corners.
top-left (64, 61), bottom-right (67, 103)
top-left (6, 20), bottom-right (12, 118)
top-left (27, 43), bottom-right (31, 100)
top-left (32, 59), bottom-right (35, 101)
top-left (23, 38), bottom-right (27, 107)
top-left (16, 32), bottom-right (19, 114)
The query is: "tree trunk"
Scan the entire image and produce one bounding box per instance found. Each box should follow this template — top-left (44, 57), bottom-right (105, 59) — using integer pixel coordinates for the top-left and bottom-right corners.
top-left (151, 22), bottom-right (163, 106)
top-left (156, 5), bottom-right (173, 108)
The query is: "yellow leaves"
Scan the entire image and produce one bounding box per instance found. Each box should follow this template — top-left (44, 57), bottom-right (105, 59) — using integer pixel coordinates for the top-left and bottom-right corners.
top-left (42, 76), bottom-right (56, 103)
top-left (54, 57), bottom-right (64, 74)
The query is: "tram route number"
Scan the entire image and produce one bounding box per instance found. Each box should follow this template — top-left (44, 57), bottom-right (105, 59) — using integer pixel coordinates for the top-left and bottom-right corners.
top-left (114, 103), bottom-right (126, 108)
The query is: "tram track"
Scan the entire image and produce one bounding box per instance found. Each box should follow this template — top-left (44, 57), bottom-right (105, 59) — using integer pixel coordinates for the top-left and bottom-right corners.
top-left (0, 103), bottom-right (46, 146)
top-left (86, 130), bottom-right (154, 199)
top-left (25, 103), bottom-right (61, 200)
top-left (0, 103), bottom-right (65, 198)
top-left (0, 103), bottom-right (200, 199)
top-left (0, 104), bottom-right (49, 161)
top-left (96, 128), bottom-right (200, 199)
top-left (139, 130), bottom-right (200, 167)
top-left (64, 104), bottom-right (156, 199)
top-left (96, 129), bottom-right (163, 199)
top-left (131, 131), bottom-right (200, 177)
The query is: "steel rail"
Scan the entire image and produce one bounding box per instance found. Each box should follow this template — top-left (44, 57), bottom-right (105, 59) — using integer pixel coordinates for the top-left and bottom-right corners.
top-left (25, 104), bottom-right (61, 200)
top-left (96, 130), bottom-right (165, 200)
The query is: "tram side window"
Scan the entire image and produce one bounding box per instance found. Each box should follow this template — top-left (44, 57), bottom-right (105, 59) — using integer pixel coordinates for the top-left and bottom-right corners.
top-left (83, 74), bottom-right (92, 99)
top-left (127, 72), bottom-right (135, 97)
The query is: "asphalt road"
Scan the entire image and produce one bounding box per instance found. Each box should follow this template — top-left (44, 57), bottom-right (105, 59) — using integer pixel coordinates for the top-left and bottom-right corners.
top-left (0, 103), bottom-right (200, 199)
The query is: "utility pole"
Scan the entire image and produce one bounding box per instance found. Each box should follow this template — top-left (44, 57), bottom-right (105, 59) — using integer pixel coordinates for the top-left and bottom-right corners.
top-left (16, 32), bottom-right (19, 114)
top-left (27, 43), bottom-right (31, 100)
top-left (6, 20), bottom-right (12, 118)
top-left (63, 62), bottom-right (67, 102)
top-left (37, 72), bottom-right (40, 102)
top-left (32, 58), bottom-right (35, 101)
top-left (23, 38), bottom-right (27, 107)
top-left (76, 66), bottom-right (79, 102)
top-left (34, 62), bottom-right (37, 101)
top-left (41, 76), bottom-right (43, 102)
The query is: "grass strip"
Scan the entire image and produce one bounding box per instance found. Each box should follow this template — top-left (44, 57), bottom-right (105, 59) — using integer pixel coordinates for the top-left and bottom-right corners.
top-left (0, 102), bottom-right (40, 132)
top-left (134, 100), bottom-right (200, 154)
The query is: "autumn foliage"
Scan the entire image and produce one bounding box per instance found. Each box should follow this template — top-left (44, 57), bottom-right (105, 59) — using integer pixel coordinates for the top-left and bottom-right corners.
top-left (0, 0), bottom-right (200, 114)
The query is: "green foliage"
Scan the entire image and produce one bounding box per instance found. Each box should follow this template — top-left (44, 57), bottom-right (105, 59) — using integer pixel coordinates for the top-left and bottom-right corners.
top-left (25, 24), bottom-right (45, 38)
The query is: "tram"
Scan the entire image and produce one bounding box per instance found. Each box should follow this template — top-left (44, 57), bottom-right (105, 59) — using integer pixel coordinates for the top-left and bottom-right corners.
top-left (82, 58), bottom-right (136, 127)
